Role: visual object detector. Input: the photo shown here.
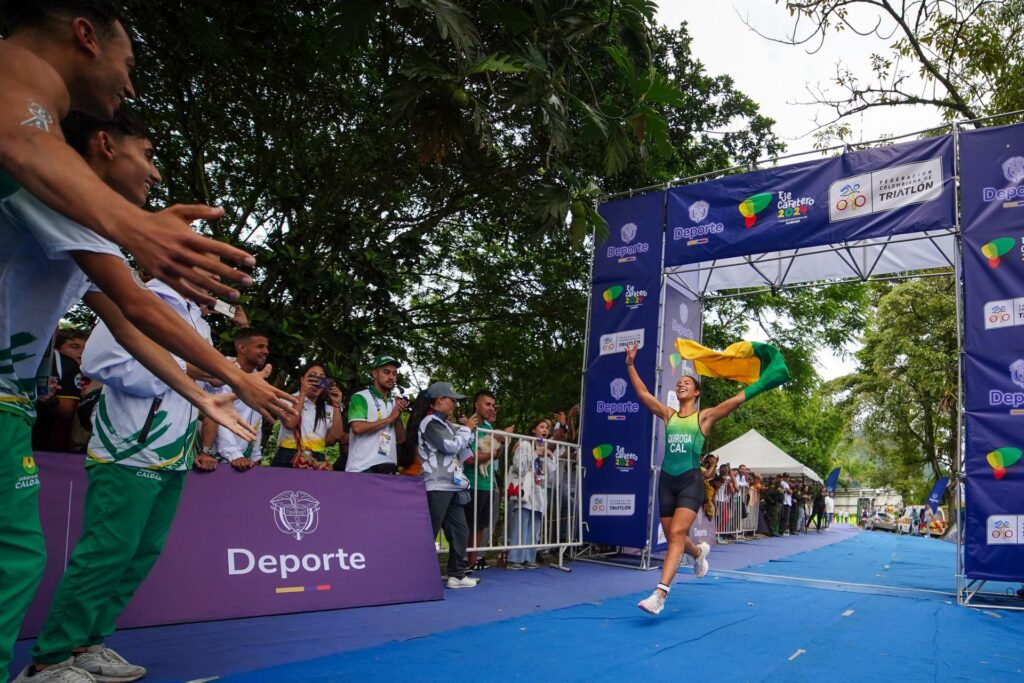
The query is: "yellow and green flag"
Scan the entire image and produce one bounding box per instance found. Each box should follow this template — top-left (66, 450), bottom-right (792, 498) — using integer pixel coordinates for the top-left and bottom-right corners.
top-left (674, 339), bottom-right (791, 400)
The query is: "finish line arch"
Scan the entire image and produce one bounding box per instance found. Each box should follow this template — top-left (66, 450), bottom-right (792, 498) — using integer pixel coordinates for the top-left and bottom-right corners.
top-left (577, 114), bottom-right (1024, 610)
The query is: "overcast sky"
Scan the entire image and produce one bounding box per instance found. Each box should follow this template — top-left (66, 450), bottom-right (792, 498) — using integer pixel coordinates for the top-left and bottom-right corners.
top-left (657, 2), bottom-right (942, 379)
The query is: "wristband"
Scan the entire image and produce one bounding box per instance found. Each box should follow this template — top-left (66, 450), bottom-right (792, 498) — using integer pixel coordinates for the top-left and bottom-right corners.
top-left (201, 447), bottom-right (215, 456)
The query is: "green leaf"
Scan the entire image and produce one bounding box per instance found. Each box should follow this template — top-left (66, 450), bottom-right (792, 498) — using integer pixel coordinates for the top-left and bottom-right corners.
top-left (604, 127), bottom-right (630, 176)
top-left (569, 94), bottom-right (609, 138)
top-left (398, 0), bottom-right (480, 50)
top-left (468, 53), bottom-right (526, 75)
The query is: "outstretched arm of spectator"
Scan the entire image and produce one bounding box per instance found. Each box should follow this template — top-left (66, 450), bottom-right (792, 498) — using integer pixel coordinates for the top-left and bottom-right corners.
top-left (74, 251), bottom-right (296, 423)
top-left (0, 67), bottom-right (257, 304)
top-left (83, 291), bottom-right (256, 442)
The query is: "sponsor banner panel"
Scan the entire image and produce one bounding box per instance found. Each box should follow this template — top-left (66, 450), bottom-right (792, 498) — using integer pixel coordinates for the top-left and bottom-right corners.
top-left (581, 270), bottom-right (660, 546)
top-left (585, 280), bottom-right (656, 368)
top-left (964, 354), bottom-right (1024, 416)
top-left (959, 123), bottom-right (1024, 234)
top-left (593, 192), bottom-right (666, 285)
top-left (962, 124), bottom-right (1024, 581)
top-left (21, 454), bottom-right (442, 637)
top-left (665, 135), bottom-right (954, 266)
top-left (649, 285), bottom-right (701, 550)
top-left (963, 412), bottom-right (1024, 579)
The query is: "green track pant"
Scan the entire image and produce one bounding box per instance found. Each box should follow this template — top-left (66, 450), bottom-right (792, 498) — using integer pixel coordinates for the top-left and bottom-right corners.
top-left (30, 464), bottom-right (185, 665)
top-left (0, 411), bottom-right (44, 683)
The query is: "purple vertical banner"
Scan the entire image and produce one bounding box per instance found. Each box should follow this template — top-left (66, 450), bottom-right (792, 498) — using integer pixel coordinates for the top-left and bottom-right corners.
top-left (960, 122), bottom-right (1024, 581)
top-left (650, 282), bottom-right (701, 551)
top-left (581, 192), bottom-right (664, 547)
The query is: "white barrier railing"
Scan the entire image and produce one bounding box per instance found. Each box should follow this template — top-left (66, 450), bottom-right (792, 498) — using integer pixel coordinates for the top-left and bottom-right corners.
top-left (436, 428), bottom-right (583, 568)
top-left (713, 489), bottom-right (759, 540)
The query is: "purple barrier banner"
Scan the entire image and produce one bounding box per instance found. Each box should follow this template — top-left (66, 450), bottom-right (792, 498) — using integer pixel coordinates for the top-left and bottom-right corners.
top-left (21, 453), bottom-right (443, 638)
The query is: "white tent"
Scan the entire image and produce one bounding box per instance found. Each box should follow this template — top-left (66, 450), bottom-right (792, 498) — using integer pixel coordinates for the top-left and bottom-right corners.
top-left (710, 429), bottom-right (822, 483)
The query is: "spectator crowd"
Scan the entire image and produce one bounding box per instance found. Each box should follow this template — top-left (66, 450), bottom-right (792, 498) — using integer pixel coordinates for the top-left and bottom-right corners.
top-left (34, 315), bottom-right (582, 591)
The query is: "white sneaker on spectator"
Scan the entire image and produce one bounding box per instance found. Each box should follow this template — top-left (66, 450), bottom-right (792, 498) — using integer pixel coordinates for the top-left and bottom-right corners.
top-left (694, 542), bottom-right (711, 578)
top-left (12, 659), bottom-right (96, 683)
top-left (73, 645), bottom-right (145, 682)
top-left (637, 588), bottom-right (667, 616)
top-left (507, 562), bottom-right (525, 570)
top-left (446, 575), bottom-right (479, 589)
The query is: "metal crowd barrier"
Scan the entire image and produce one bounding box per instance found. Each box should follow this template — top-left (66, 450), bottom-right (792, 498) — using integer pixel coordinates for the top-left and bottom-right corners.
top-left (435, 428), bottom-right (583, 570)
top-left (713, 489), bottom-right (759, 541)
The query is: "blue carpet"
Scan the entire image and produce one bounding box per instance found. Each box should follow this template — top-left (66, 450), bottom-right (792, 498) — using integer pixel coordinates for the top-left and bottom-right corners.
top-left (221, 574), bottom-right (1023, 682)
top-left (12, 527), bottom-right (856, 682)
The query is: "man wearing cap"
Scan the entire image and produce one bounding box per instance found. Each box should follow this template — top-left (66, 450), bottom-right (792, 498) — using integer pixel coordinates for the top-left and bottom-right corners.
top-left (345, 356), bottom-right (408, 475)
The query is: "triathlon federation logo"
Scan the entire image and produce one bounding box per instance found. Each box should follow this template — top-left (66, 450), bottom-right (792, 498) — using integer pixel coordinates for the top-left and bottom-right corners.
top-left (986, 515), bottom-right (1021, 545)
top-left (981, 238), bottom-right (1015, 269)
top-left (738, 193), bottom-right (773, 228)
top-left (271, 490), bottom-right (320, 540)
top-left (833, 182), bottom-right (869, 218)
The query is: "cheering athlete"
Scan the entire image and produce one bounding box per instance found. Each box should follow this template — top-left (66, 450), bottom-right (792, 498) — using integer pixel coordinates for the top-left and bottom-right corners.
top-left (625, 339), bottom-right (789, 616)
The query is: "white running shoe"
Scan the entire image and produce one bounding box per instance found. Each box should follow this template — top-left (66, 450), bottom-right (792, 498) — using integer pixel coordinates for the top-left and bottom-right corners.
top-left (446, 575), bottom-right (480, 589)
top-left (637, 589), bottom-right (666, 616)
top-left (12, 659), bottom-right (96, 682)
top-left (694, 541), bottom-right (711, 578)
top-left (73, 645), bottom-right (146, 683)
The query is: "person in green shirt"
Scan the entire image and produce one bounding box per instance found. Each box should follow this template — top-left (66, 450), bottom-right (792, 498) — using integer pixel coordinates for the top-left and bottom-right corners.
top-left (464, 390), bottom-right (513, 570)
top-left (625, 341), bottom-right (782, 616)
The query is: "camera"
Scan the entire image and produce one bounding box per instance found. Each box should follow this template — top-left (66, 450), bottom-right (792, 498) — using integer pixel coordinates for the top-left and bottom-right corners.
top-left (317, 377), bottom-right (334, 389)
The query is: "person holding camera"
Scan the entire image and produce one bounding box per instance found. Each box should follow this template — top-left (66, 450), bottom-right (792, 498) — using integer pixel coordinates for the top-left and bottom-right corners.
top-left (345, 356), bottom-right (408, 475)
top-left (272, 362), bottom-right (344, 468)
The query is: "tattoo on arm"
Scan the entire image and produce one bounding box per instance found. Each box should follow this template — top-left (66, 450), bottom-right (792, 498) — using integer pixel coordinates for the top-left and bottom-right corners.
top-left (21, 102), bottom-right (53, 132)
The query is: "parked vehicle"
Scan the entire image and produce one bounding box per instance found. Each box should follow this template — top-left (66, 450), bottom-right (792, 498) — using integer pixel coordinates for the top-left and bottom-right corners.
top-left (863, 510), bottom-right (899, 532)
top-left (897, 505), bottom-right (947, 536)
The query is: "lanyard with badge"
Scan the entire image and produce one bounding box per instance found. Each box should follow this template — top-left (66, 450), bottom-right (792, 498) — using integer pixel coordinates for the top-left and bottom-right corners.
top-left (370, 391), bottom-right (394, 458)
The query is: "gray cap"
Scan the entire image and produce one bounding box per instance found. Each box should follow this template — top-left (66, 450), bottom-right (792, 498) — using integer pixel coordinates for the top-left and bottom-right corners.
top-left (426, 382), bottom-right (466, 400)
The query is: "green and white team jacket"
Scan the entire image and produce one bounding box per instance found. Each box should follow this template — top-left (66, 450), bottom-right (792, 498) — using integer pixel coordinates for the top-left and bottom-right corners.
top-left (0, 189), bottom-right (124, 422)
top-left (82, 279), bottom-right (201, 470)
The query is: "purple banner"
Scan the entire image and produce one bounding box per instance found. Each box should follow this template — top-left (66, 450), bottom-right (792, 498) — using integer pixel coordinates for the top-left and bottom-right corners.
top-left (21, 453), bottom-right (443, 637)
top-left (666, 135), bottom-right (954, 267)
top-left (960, 122), bottom-right (1024, 582)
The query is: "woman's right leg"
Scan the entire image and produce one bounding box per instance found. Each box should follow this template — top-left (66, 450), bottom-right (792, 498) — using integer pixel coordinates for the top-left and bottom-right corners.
top-left (657, 507), bottom-right (700, 591)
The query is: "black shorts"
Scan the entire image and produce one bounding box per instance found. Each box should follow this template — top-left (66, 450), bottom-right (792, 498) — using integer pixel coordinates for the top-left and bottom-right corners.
top-left (658, 469), bottom-right (704, 517)
top-left (467, 487), bottom-right (497, 530)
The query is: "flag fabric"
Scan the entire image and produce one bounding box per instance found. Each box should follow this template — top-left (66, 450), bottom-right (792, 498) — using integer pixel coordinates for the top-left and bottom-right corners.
top-left (674, 339), bottom-right (791, 400)
top-left (825, 467), bottom-right (841, 493)
top-left (927, 476), bottom-right (950, 515)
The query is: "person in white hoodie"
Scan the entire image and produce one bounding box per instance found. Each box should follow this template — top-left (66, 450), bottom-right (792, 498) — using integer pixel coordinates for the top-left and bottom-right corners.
top-left (506, 419), bottom-right (554, 570)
